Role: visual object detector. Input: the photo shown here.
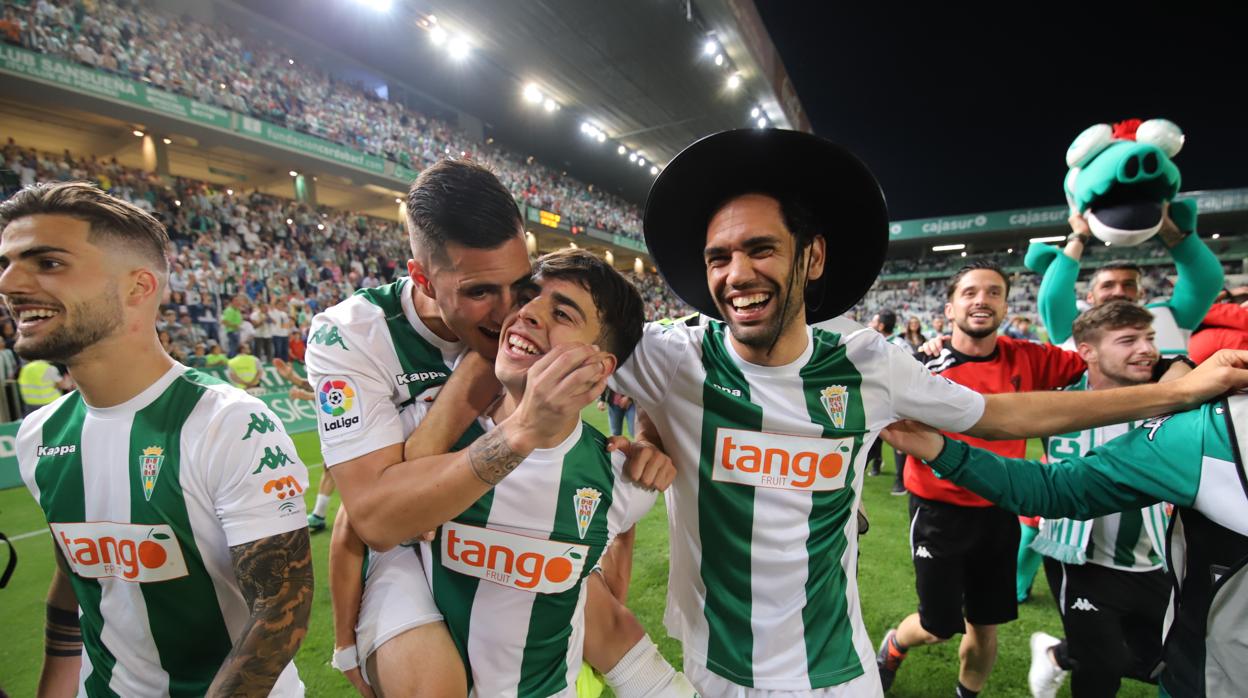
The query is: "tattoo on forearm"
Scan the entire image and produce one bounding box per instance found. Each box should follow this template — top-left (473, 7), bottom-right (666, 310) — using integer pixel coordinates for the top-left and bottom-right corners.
top-left (45, 604), bottom-right (82, 657)
top-left (469, 427), bottom-right (524, 485)
top-left (209, 529), bottom-right (313, 697)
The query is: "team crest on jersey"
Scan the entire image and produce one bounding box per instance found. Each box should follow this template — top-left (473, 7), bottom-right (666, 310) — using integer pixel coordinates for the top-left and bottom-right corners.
top-left (573, 488), bottom-right (602, 539)
top-left (819, 385), bottom-right (848, 429)
top-left (139, 446), bottom-right (165, 502)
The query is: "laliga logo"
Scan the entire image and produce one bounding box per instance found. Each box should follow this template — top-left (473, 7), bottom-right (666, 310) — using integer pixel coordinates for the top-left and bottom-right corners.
top-left (713, 428), bottom-right (854, 491)
top-left (318, 378), bottom-right (361, 432)
top-left (441, 522), bottom-right (588, 594)
top-left (50, 522), bottom-right (189, 582)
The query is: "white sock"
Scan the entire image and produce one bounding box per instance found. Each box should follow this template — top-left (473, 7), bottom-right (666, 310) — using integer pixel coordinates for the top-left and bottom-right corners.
top-left (603, 635), bottom-right (696, 697)
top-left (313, 494), bottom-right (331, 518)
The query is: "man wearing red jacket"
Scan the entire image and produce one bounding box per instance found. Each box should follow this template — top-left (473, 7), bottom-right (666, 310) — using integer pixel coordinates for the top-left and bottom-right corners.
top-left (1188, 287), bottom-right (1248, 363)
top-left (877, 262), bottom-right (1086, 697)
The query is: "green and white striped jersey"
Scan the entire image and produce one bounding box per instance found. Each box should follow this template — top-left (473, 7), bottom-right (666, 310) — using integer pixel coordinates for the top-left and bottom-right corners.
top-left (1036, 373), bottom-right (1168, 571)
top-left (18, 365), bottom-right (309, 697)
top-left (422, 420), bottom-right (656, 697)
top-left (928, 396), bottom-right (1248, 697)
top-left (610, 318), bottom-right (985, 691)
top-left (305, 278), bottom-right (464, 467)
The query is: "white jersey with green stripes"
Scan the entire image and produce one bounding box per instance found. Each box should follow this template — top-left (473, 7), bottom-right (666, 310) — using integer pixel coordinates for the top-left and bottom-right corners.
top-left (610, 318), bottom-right (986, 691)
top-left (1037, 373), bottom-right (1168, 571)
top-left (421, 419), bottom-right (656, 697)
top-left (18, 364), bottom-right (309, 697)
top-left (305, 278), bottom-right (465, 467)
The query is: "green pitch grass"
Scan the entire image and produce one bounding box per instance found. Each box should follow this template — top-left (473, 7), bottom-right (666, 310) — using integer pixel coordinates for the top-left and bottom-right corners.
top-left (0, 419), bottom-right (1154, 697)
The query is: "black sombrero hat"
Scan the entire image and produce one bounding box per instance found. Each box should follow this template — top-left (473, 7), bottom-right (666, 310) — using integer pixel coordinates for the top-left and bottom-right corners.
top-left (643, 128), bottom-right (888, 324)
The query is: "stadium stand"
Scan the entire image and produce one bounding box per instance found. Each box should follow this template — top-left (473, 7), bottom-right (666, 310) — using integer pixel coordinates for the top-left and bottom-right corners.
top-left (0, 0), bottom-right (645, 240)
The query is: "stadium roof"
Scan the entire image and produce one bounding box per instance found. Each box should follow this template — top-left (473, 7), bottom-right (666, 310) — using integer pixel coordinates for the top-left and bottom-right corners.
top-left (234, 0), bottom-right (807, 204)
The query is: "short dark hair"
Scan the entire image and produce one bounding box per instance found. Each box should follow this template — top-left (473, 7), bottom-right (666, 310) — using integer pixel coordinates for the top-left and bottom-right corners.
top-left (946, 262), bottom-right (1010, 300)
top-left (876, 309), bottom-right (897, 334)
top-left (1072, 300), bottom-right (1153, 345)
top-left (1090, 260), bottom-right (1143, 286)
top-left (531, 249), bottom-right (644, 366)
top-left (405, 158), bottom-right (522, 264)
top-left (0, 181), bottom-right (170, 275)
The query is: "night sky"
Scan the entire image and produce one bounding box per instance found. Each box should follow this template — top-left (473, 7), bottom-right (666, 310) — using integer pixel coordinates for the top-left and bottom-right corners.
top-left (753, 7), bottom-right (1246, 220)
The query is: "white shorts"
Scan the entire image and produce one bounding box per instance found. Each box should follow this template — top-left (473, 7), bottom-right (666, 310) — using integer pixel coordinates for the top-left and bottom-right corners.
top-left (683, 658), bottom-right (883, 698)
top-left (356, 545), bottom-right (443, 662)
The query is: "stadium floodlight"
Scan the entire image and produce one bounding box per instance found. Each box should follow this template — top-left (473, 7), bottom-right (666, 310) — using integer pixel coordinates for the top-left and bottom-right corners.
top-left (318, 224), bottom-right (326, 230)
top-left (1007, 248), bottom-right (1014, 253)
top-left (638, 158), bottom-right (646, 167)
top-left (703, 39), bottom-right (718, 56)
top-left (756, 117), bottom-right (767, 128)
top-left (650, 165), bottom-right (659, 175)
top-left (931, 243), bottom-right (966, 252)
top-left (617, 145), bottom-right (627, 155)
top-left (750, 106), bottom-right (760, 119)
top-left (226, 189), bottom-right (234, 196)
top-left (544, 98), bottom-right (558, 112)
top-left (448, 35), bottom-right (471, 60)
top-left (596, 132), bottom-right (607, 143)
top-left (1029, 235), bottom-right (1066, 243)
top-left (354, 0), bottom-right (392, 12)
top-left (161, 137), bottom-right (172, 145)
top-left (628, 152), bottom-right (638, 162)
top-left (286, 218), bottom-right (294, 225)
top-left (1213, 233), bottom-right (1221, 239)
top-left (288, 58), bottom-right (294, 65)
top-left (714, 53), bottom-right (724, 67)
top-left (523, 83), bottom-right (543, 104)
top-left (288, 170), bottom-right (298, 177)
top-left (961, 251), bottom-right (968, 257)
top-left (132, 130), bottom-right (144, 137)
top-left (429, 24), bottom-right (448, 46)
top-left (726, 73), bottom-right (742, 90)
top-left (174, 200), bottom-right (181, 207)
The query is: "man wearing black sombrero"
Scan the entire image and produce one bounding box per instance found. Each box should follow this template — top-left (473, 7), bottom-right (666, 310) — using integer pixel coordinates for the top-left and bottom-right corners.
top-left (606, 128), bottom-right (1248, 696)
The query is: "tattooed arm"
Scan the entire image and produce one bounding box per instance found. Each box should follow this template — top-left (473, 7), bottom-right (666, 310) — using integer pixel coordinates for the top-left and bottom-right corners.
top-left (333, 343), bottom-right (611, 550)
top-left (38, 546), bottom-right (82, 698)
top-left (207, 529), bottom-right (313, 697)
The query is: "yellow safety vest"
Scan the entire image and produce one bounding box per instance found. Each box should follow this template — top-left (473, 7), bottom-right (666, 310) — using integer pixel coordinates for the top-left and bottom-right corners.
top-left (19, 360), bottom-right (61, 406)
top-left (227, 354), bottom-right (260, 389)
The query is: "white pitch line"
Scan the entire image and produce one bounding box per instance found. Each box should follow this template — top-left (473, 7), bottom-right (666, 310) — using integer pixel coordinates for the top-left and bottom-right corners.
top-left (4, 463), bottom-right (326, 544)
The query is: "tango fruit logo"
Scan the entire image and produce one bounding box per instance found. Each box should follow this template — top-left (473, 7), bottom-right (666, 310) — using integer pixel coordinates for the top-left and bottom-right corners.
top-left (317, 377), bottom-right (361, 434)
top-left (50, 522), bottom-right (188, 582)
top-left (441, 522), bottom-right (587, 594)
top-left (713, 428), bottom-right (854, 491)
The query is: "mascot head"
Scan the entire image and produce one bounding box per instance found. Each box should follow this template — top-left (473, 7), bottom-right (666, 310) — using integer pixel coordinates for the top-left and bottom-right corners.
top-left (1064, 118), bottom-right (1184, 246)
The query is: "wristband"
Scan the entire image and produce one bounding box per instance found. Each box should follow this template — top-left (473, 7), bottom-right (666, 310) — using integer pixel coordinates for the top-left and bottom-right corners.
top-left (332, 645), bottom-right (360, 672)
top-left (1066, 230), bottom-right (1091, 245)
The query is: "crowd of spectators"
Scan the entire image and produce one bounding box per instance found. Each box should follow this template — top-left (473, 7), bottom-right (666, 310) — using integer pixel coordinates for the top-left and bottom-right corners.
top-left (0, 0), bottom-right (645, 240)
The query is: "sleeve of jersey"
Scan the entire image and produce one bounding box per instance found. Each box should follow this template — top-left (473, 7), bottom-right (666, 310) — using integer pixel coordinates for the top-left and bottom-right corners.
top-left (610, 451), bottom-right (659, 533)
top-left (855, 331), bottom-right (985, 433)
top-left (1165, 233), bottom-right (1224, 330)
top-left (607, 321), bottom-right (690, 416)
top-left (1036, 251), bottom-right (1081, 345)
top-left (303, 314), bottom-right (404, 466)
top-left (927, 405), bottom-right (1206, 519)
top-left (1031, 340), bottom-right (1087, 389)
top-left (203, 400), bottom-right (311, 547)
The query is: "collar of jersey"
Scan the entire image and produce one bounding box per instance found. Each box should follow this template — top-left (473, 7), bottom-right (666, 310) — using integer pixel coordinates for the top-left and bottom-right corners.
top-left (946, 340), bottom-right (1001, 364)
top-left (722, 324), bottom-right (814, 375)
top-left (83, 362), bottom-right (185, 419)
top-left (526, 420), bottom-right (584, 461)
top-left (399, 277), bottom-right (462, 356)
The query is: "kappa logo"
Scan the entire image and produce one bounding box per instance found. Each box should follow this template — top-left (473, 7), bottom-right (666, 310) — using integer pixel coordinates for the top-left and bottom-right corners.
top-left (711, 383), bottom-right (743, 398)
top-left (441, 522), bottom-right (588, 594)
top-left (712, 428), bottom-right (854, 492)
top-left (51, 522), bottom-right (189, 582)
top-left (308, 323), bottom-right (349, 350)
top-left (396, 370), bottom-right (448, 387)
top-left (1070, 597), bottom-right (1099, 612)
top-left (252, 446), bottom-right (295, 474)
top-left (241, 412), bottom-right (277, 440)
top-left (36, 444), bottom-right (77, 457)
top-left (914, 545), bottom-right (933, 559)
top-left (139, 446), bottom-right (165, 502)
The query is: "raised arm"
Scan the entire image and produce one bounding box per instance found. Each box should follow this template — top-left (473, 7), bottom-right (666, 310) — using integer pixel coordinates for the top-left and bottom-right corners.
top-left (207, 529), bottom-right (314, 697)
top-left (38, 548), bottom-right (81, 698)
top-left (1160, 204), bottom-right (1223, 329)
top-left (964, 348), bottom-right (1248, 440)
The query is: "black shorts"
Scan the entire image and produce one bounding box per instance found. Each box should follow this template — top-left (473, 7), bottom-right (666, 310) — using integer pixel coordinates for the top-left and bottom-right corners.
top-left (909, 494), bottom-right (1020, 638)
top-left (1043, 557), bottom-right (1168, 694)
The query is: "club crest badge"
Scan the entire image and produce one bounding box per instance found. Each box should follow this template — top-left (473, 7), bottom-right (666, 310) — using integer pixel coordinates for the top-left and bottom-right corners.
top-left (573, 488), bottom-right (602, 540)
top-left (140, 446), bottom-right (165, 502)
top-left (820, 385), bottom-right (848, 429)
